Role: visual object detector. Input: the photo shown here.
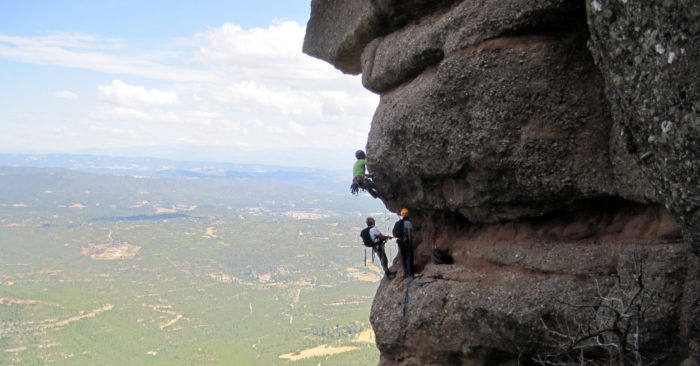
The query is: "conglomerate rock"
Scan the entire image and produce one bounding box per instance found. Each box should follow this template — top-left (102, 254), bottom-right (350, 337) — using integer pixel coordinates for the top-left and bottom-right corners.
top-left (362, 0), bottom-right (586, 94)
top-left (585, 0), bottom-right (700, 256)
top-left (303, 0), bottom-right (381, 74)
top-left (303, 0), bottom-right (699, 364)
top-left (367, 32), bottom-right (653, 221)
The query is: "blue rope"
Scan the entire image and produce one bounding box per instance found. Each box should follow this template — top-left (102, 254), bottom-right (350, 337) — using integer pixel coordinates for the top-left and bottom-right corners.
top-left (402, 276), bottom-right (412, 317)
top-left (401, 278), bottom-right (437, 317)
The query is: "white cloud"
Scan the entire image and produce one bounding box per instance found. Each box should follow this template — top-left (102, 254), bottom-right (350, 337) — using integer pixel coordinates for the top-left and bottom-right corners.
top-left (93, 106), bottom-right (182, 123)
top-left (288, 121), bottom-right (305, 134)
top-left (98, 80), bottom-right (179, 107)
top-left (184, 21), bottom-right (378, 134)
top-left (212, 81), bottom-right (319, 116)
top-left (95, 106), bottom-right (151, 120)
top-left (0, 33), bottom-right (213, 82)
top-left (201, 81), bottom-right (376, 125)
top-left (1, 21), bottom-right (379, 169)
top-left (0, 33), bottom-right (125, 50)
top-left (190, 21), bottom-right (357, 88)
top-left (167, 21), bottom-right (379, 153)
top-left (54, 90), bottom-right (79, 99)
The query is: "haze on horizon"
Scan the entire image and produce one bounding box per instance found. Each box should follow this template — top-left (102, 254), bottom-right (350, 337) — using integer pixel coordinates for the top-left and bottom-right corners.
top-left (0, 0), bottom-right (378, 171)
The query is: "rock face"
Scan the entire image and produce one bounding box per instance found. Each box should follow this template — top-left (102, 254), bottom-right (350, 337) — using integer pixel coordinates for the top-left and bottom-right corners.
top-left (586, 0), bottom-right (700, 257)
top-left (304, 0), bottom-right (699, 364)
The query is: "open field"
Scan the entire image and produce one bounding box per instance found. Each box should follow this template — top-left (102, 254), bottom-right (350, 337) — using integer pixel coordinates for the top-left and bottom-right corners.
top-left (0, 163), bottom-right (393, 365)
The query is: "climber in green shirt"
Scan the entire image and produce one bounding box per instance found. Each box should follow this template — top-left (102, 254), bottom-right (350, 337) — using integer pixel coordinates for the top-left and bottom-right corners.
top-left (351, 150), bottom-right (379, 198)
top-left (353, 157), bottom-right (367, 179)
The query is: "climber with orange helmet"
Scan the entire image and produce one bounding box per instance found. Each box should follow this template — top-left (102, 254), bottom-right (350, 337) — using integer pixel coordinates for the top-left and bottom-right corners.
top-left (392, 208), bottom-right (415, 278)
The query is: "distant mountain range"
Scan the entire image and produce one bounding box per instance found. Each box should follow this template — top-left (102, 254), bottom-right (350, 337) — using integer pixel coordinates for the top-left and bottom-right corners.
top-left (0, 153), bottom-right (344, 182)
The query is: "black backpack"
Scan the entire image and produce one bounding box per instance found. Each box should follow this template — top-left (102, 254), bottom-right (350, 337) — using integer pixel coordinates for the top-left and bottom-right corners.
top-left (392, 219), bottom-right (405, 241)
top-left (360, 226), bottom-right (374, 247)
top-left (432, 249), bottom-right (454, 264)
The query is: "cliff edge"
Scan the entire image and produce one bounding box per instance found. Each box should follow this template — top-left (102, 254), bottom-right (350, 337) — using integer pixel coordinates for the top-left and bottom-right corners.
top-left (304, 0), bottom-right (699, 364)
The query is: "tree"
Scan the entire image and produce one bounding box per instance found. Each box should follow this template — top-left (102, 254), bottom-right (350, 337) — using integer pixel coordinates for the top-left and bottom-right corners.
top-left (535, 255), bottom-right (664, 366)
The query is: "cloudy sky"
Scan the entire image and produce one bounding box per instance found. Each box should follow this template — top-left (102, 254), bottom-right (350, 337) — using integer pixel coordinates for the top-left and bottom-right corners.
top-left (0, 0), bottom-right (378, 171)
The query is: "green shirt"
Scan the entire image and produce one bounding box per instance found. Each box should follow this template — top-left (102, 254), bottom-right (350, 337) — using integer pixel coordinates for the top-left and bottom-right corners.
top-left (353, 159), bottom-right (366, 178)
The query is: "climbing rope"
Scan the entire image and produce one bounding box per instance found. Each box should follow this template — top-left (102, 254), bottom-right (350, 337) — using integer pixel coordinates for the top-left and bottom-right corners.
top-left (401, 278), bottom-right (437, 317)
top-left (402, 276), bottom-right (412, 317)
top-left (383, 208), bottom-right (394, 261)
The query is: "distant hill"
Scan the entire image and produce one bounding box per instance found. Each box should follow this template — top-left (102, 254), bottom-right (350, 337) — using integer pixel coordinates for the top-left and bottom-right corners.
top-left (0, 153), bottom-right (362, 196)
top-left (0, 153), bottom-right (343, 181)
top-left (0, 165), bottom-right (383, 217)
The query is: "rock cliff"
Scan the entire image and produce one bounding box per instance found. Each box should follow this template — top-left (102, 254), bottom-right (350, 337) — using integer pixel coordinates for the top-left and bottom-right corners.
top-left (304, 0), bottom-right (699, 364)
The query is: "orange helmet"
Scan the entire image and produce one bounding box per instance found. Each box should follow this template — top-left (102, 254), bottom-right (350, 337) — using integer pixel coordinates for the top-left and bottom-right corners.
top-left (400, 208), bottom-right (409, 218)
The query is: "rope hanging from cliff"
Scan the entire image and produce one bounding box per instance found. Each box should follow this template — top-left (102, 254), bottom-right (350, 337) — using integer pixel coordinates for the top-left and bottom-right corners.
top-left (384, 208), bottom-right (392, 260)
top-left (363, 247), bottom-right (376, 266)
top-left (402, 276), bottom-right (412, 317)
top-left (401, 278), bottom-right (437, 317)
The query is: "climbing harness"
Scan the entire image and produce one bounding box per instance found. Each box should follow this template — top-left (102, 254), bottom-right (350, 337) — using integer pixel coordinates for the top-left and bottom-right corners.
top-left (351, 175), bottom-right (379, 198)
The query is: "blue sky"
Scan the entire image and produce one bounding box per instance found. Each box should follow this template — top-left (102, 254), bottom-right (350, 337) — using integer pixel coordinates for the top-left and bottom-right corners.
top-left (0, 1), bottom-right (377, 171)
